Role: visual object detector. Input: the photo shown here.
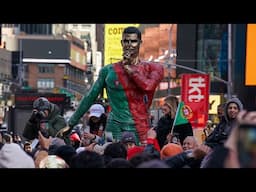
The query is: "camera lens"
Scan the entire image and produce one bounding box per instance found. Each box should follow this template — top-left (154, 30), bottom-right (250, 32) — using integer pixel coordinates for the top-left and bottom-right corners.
top-left (35, 111), bottom-right (45, 119)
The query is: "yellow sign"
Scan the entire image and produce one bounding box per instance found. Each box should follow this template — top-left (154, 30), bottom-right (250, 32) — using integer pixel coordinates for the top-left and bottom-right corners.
top-left (208, 95), bottom-right (221, 114)
top-left (246, 24), bottom-right (256, 85)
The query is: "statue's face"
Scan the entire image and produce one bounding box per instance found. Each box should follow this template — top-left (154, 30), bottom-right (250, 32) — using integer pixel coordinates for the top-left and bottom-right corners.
top-left (121, 33), bottom-right (141, 60)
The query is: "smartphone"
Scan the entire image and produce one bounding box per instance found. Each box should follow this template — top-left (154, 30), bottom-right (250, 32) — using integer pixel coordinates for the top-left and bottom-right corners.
top-left (104, 131), bottom-right (114, 142)
top-left (39, 120), bottom-right (50, 138)
top-left (237, 124), bottom-right (256, 168)
top-left (170, 132), bottom-right (180, 144)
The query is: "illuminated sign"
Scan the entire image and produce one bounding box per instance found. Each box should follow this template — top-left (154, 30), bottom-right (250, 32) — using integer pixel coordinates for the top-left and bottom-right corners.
top-left (15, 93), bottom-right (69, 106)
top-left (208, 95), bottom-right (221, 114)
top-left (245, 24), bottom-right (256, 85)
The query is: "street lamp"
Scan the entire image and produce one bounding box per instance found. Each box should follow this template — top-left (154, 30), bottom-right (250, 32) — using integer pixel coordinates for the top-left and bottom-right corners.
top-left (227, 24), bottom-right (232, 100)
top-left (18, 39), bottom-right (24, 87)
top-left (166, 24), bottom-right (177, 96)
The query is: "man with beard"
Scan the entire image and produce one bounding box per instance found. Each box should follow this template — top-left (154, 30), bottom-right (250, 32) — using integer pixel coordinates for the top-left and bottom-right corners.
top-left (67, 26), bottom-right (164, 145)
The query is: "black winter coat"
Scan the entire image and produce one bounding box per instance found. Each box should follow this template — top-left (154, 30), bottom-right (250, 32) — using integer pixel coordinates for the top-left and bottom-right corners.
top-left (155, 115), bottom-right (193, 149)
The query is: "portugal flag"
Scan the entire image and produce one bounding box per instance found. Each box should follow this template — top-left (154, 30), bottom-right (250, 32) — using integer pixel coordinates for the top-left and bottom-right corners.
top-left (173, 101), bottom-right (192, 126)
top-left (171, 101), bottom-right (193, 143)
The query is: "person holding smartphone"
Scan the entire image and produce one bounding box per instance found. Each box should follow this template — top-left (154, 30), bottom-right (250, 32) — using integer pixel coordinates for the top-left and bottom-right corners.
top-left (225, 110), bottom-right (256, 168)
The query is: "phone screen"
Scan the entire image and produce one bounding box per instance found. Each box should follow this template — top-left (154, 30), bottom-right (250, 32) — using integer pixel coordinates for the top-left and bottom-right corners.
top-left (237, 124), bottom-right (256, 168)
top-left (104, 131), bottom-right (114, 142)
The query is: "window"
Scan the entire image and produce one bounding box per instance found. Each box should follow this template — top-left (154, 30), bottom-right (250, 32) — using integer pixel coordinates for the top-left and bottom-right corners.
top-left (38, 64), bottom-right (54, 73)
top-left (76, 52), bottom-right (80, 63)
top-left (197, 24), bottom-right (228, 80)
top-left (37, 79), bottom-right (54, 89)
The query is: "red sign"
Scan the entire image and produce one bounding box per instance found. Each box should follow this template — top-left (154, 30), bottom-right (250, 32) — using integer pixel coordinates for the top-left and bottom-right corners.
top-left (15, 93), bottom-right (68, 106)
top-left (181, 74), bottom-right (210, 129)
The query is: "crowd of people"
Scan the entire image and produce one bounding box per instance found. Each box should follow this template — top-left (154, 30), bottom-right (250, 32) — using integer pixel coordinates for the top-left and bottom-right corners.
top-left (0, 87), bottom-right (253, 168)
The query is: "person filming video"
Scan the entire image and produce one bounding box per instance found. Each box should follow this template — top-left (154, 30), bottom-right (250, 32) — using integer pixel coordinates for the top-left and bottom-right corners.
top-left (23, 97), bottom-right (68, 142)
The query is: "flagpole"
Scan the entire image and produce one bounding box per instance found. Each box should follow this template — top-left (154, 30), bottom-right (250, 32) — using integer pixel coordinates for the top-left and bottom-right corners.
top-left (170, 101), bottom-right (181, 135)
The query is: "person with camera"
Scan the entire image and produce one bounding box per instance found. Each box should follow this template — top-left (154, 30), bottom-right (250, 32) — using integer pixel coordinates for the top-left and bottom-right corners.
top-left (23, 97), bottom-right (68, 143)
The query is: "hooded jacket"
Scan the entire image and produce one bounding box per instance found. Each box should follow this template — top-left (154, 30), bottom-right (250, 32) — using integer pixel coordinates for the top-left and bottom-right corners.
top-left (204, 97), bottom-right (243, 149)
top-left (0, 143), bottom-right (35, 168)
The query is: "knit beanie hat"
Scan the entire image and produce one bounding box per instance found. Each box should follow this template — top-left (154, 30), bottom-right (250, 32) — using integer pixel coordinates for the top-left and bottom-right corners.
top-left (160, 143), bottom-right (183, 159)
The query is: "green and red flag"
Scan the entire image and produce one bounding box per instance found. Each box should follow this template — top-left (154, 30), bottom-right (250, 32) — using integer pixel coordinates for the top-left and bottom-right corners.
top-left (171, 101), bottom-right (192, 134)
top-left (174, 101), bottom-right (192, 125)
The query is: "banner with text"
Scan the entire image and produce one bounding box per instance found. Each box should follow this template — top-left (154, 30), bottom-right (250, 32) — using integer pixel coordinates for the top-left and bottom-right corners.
top-left (181, 74), bottom-right (210, 129)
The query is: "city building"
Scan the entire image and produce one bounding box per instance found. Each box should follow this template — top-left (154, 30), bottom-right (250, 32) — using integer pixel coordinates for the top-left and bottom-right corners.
top-left (1, 24), bottom-right (52, 35)
top-left (52, 24), bottom-right (100, 82)
top-left (0, 24), bottom-right (88, 100)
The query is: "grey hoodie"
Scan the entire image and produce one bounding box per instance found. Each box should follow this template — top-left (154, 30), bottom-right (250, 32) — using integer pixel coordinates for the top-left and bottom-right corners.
top-left (0, 143), bottom-right (35, 168)
top-left (204, 97), bottom-right (243, 149)
top-left (223, 97), bottom-right (243, 122)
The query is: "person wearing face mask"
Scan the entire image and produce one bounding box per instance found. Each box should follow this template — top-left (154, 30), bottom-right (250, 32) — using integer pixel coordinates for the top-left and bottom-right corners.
top-left (22, 97), bottom-right (68, 143)
top-left (67, 26), bottom-right (164, 145)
